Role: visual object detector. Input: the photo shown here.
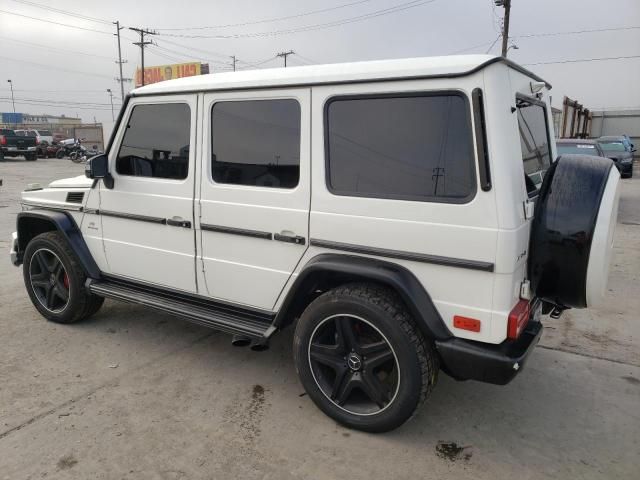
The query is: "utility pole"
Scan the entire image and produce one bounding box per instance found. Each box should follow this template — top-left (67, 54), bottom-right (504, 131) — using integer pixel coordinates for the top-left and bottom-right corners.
top-left (230, 55), bottom-right (237, 72)
top-left (496, 0), bottom-right (512, 57)
top-left (106, 89), bottom-right (115, 121)
top-left (7, 79), bottom-right (15, 114)
top-left (276, 50), bottom-right (295, 67)
top-left (129, 27), bottom-right (157, 86)
top-left (113, 21), bottom-right (128, 99)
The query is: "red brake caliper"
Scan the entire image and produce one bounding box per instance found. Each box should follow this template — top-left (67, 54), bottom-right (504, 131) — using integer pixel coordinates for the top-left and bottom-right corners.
top-left (63, 272), bottom-right (70, 289)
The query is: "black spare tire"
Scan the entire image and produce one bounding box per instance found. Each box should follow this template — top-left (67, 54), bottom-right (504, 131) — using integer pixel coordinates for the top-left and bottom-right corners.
top-left (529, 155), bottom-right (620, 308)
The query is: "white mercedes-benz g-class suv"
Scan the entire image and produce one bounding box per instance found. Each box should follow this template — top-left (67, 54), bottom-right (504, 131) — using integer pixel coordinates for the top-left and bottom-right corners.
top-left (10, 55), bottom-right (620, 432)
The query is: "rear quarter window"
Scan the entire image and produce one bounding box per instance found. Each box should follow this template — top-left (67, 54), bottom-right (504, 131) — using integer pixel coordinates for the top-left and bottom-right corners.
top-left (324, 92), bottom-right (476, 203)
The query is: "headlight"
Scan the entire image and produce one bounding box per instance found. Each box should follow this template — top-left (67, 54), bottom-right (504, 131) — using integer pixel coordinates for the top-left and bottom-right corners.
top-left (620, 158), bottom-right (632, 164)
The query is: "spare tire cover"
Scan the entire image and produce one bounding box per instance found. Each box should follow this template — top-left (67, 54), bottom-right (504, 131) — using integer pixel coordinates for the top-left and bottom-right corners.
top-left (529, 155), bottom-right (620, 308)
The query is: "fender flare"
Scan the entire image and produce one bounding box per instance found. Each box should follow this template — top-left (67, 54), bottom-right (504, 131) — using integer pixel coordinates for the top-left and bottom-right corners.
top-left (273, 253), bottom-right (452, 341)
top-left (16, 209), bottom-right (101, 279)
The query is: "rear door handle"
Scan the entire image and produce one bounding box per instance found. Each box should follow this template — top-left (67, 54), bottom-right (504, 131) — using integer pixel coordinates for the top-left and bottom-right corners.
top-left (166, 217), bottom-right (192, 228)
top-left (274, 233), bottom-right (306, 245)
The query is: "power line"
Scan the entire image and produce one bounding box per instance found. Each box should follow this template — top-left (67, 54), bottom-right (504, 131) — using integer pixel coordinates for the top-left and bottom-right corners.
top-left (0, 9), bottom-right (113, 35)
top-left (524, 55), bottom-right (640, 66)
top-left (8, 0), bottom-right (112, 25)
top-left (158, 0), bottom-right (438, 38)
top-left (0, 96), bottom-right (118, 107)
top-left (0, 98), bottom-right (120, 111)
top-left (515, 25), bottom-right (640, 39)
top-left (0, 35), bottom-right (113, 60)
top-left (153, 0), bottom-right (373, 30)
top-left (0, 55), bottom-right (115, 79)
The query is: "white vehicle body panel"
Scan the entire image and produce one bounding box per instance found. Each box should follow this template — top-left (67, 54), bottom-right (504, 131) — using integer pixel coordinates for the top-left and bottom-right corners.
top-left (198, 88), bottom-right (311, 309)
top-left (18, 55), bottom-right (566, 345)
top-left (97, 94), bottom-right (199, 293)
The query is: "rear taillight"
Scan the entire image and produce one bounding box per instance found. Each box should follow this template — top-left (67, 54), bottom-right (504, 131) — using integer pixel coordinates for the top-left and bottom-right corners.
top-left (36, 136), bottom-right (41, 144)
top-left (0, 135), bottom-right (6, 146)
top-left (507, 299), bottom-right (530, 340)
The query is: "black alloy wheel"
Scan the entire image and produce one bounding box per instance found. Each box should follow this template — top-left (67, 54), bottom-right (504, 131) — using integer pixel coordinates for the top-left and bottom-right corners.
top-left (29, 248), bottom-right (70, 313)
top-left (309, 314), bottom-right (399, 415)
top-left (23, 231), bottom-right (104, 323)
top-left (294, 283), bottom-right (438, 432)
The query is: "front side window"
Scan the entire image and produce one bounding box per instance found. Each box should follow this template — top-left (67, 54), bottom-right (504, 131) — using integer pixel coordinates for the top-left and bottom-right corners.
top-left (116, 103), bottom-right (191, 180)
top-left (517, 97), bottom-right (551, 192)
top-left (325, 93), bottom-right (476, 202)
top-left (211, 99), bottom-right (301, 189)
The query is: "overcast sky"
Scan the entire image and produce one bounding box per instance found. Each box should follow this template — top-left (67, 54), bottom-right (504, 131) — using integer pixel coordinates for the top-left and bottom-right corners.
top-left (0, 0), bottom-right (638, 136)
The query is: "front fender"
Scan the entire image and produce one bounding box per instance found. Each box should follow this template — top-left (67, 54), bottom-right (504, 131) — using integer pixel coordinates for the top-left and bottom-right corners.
top-left (16, 209), bottom-right (100, 278)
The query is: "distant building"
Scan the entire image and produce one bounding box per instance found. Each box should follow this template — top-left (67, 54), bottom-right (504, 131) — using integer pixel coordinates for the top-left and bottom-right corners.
top-left (21, 113), bottom-right (82, 125)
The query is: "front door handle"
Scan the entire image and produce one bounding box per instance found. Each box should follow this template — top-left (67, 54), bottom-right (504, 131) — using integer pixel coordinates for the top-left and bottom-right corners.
top-left (166, 217), bottom-right (192, 228)
top-left (274, 233), bottom-right (305, 245)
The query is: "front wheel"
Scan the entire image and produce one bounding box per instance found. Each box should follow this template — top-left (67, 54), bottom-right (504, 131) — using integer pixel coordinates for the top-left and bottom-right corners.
top-left (293, 283), bottom-right (438, 432)
top-left (23, 232), bottom-right (104, 323)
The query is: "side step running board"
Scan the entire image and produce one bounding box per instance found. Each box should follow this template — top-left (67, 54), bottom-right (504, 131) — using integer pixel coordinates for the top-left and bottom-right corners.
top-left (87, 278), bottom-right (274, 340)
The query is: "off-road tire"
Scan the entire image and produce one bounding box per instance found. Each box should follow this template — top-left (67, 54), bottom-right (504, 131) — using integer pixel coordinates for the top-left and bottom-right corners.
top-left (293, 283), bottom-right (438, 432)
top-left (23, 232), bottom-right (104, 324)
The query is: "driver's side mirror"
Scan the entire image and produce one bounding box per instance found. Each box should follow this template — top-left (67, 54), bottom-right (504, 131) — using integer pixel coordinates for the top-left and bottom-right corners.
top-left (85, 154), bottom-right (114, 188)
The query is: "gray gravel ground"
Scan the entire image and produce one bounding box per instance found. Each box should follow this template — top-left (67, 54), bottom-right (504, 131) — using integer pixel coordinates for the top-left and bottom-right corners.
top-left (0, 157), bottom-right (638, 479)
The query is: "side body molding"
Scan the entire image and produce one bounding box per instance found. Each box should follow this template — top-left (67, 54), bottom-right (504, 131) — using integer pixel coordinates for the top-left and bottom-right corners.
top-left (273, 253), bottom-right (453, 341)
top-left (16, 210), bottom-right (101, 279)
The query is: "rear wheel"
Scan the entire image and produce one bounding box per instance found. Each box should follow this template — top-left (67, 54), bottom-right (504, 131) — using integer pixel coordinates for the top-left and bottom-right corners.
top-left (25, 153), bottom-right (37, 161)
top-left (56, 149), bottom-right (65, 159)
top-left (293, 283), bottom-right (438, 432)
top-left (23, 232), bottom-right (104, 323)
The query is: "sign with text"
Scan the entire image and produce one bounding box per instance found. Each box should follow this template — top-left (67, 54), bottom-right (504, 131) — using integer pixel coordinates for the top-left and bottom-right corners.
top-left (135, 62), bottom-right (207, 87)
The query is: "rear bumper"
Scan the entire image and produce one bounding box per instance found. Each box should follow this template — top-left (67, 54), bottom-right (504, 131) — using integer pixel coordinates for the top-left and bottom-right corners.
top-left (435, 320), bottom-right (543, 385)
top-left (1, 146), bottom-right (37, 156)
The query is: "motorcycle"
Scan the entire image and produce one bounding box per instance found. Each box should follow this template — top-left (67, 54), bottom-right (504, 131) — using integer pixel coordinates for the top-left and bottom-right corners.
top-left (70, 145), bottom-right (103, 163)
top-left (55, 138), bottom-right (85, 160)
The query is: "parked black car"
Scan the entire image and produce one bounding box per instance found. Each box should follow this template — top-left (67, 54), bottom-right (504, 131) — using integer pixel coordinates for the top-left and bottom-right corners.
top-left (597, 136), bottom-right (635, 178)
top-left (0, 128), bottom-right (38, 161)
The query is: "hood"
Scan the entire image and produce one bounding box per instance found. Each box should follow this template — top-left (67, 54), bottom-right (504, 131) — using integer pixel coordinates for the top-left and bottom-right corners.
top-left (48, 175), bottom-right (93, 189)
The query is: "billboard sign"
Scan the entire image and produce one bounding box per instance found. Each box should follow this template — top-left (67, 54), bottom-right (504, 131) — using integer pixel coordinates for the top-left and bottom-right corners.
top-left (2, 112), bottom-right (23, 124)
top-left (135, 62), bottom-right (206, 87)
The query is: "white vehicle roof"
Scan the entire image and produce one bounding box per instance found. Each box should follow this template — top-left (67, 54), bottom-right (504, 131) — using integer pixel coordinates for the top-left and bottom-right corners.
top-left (132, 55), bottom-right (550, 97)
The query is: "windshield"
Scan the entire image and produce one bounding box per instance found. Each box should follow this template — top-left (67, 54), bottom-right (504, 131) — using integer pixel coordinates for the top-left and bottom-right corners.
top-left (598, 141), bottom-right (627, 152)
top-left (557, 144), bottom-right (601, 156)
top-left (517, 97), bottom-right (551, 193)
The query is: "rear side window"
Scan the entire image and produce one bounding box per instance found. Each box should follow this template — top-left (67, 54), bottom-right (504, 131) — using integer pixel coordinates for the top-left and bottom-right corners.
top-left (517, 96), bottom-right (551, 191)
top-left (211, 99), bottom-right (301, 189)
top-left (325, 93), bottom-right (476, 203)
top-left (116, 103), bottom-right (191, 180)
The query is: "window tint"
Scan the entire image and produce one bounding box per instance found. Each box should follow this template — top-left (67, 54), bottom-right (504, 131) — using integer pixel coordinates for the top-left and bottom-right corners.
top-left (325, 93), bottom-right (476, 202)
top-left (116, 103), bottom-right (191, 180)
top-left (598, 141), bottom-right (626, 152)
top-left (211, 99), bottom-right (301, 188)
top-left (517, 97), bottom-right (551, 192)
top-left (556, 144), bottom-right (601, 156)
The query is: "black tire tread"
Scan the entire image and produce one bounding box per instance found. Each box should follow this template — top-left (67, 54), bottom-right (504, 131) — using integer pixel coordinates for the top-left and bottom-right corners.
top-left (320, 283), bottom-right (438, 411)
top-left (25, 231), bottom-right (103, 323)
